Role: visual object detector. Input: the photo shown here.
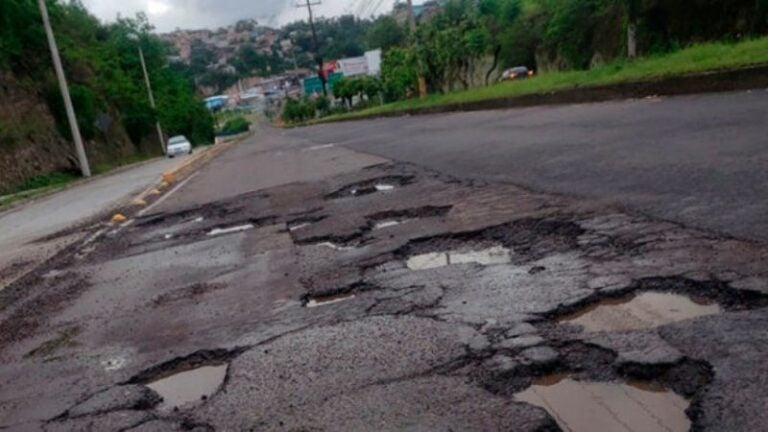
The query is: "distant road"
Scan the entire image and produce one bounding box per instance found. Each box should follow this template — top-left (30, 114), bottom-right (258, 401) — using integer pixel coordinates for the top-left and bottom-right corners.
top-left (288, 90), bottom-right (768, 241)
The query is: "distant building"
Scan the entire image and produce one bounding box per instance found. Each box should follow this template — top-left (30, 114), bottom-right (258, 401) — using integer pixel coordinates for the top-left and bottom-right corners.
top-left (392, 1), bottom-right (443, 25)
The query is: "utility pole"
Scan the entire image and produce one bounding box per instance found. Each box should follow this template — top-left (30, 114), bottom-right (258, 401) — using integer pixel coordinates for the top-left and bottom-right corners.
top-left (129, 34), bottom-right (166, 155)
top-left (626, 0), bottom-right (639, 58)
top-left (297, 0), bottom-right (327, 96)
top-left (38, 0), bottom-right (91, 177)
top-left (406, 0), bottom-right (427, 98)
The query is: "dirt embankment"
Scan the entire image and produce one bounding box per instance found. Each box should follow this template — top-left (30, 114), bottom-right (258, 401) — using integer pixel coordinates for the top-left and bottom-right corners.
top-left (0, 73), bottom-right (160, 194)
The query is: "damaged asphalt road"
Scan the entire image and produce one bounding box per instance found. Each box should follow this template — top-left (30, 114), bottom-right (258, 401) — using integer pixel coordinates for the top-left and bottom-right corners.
top-left (1, 126), bottom-right (768, 431)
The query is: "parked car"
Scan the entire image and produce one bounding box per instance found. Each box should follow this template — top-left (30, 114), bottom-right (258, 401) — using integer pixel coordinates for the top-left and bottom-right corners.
top-left (166, 135), bottom-right (193, 158)
top-left (500, 66), bottom-right (534, 81)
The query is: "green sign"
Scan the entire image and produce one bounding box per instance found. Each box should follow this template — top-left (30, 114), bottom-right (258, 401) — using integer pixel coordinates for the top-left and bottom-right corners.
top-left (303, 72), bottom-right (343, 96)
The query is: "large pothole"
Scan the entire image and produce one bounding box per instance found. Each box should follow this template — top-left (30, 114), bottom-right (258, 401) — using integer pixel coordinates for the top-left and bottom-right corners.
top-left (515, 374), bottom-right (691, 432)
top-left (395, 217), bottom-right (585, 266)
top-left (146, 364), bottom-right (228, 410)
top-left (552, 277), bottom-right (768, 332)
top-left (559, 291), bottom-right (722, 332)
top-left (126, 348), bottom-right (244, 411)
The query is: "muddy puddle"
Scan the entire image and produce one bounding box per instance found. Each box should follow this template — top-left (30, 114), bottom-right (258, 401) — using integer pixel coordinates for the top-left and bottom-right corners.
top-left (407, 245), bottom-right (512, 270)
top-left (516, 374), bottom-right (690, 432)
top-left (305, 293), bottom-right (356, 308)
top-left (561, 291), bottom-right (721, 332)
top-left (146, 364), bottom-right (227, 409)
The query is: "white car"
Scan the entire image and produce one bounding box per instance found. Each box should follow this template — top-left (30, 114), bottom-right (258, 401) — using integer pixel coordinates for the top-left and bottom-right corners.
top-left (166, 135), bottom-right (193, 158)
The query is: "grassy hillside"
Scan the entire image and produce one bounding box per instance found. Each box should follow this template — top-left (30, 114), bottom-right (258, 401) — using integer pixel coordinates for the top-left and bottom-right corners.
top-left (323, 36), bottom-right (768, 121)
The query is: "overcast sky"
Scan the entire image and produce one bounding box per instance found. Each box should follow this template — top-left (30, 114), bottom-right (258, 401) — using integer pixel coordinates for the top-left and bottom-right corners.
top-left (81, 0), bottom-right (398, 33)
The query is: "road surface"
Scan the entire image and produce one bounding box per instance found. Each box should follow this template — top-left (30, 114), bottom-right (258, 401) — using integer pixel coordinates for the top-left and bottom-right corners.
top-left (288, 90), bottom-right (768, 242)
top-left (0, 156), bottom-right (185, 289)
top-left (1, 94), bottom-right (768, 431)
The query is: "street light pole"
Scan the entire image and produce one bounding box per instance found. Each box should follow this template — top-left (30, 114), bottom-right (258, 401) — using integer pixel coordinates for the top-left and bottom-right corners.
top-left (130, 35), bottom-right (166, 155)
top-left (37, 0), bottom-right (91, 177)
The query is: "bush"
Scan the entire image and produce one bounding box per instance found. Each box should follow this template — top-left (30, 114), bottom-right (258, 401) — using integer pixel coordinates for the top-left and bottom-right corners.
top-left (282, 98), bottom-right (316, 123)
top-left (218, 116), bottom-right (250, 135)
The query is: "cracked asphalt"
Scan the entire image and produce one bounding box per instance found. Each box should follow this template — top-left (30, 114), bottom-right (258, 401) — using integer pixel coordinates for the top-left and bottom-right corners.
top-left (2, 105), bottom-right (768, 431)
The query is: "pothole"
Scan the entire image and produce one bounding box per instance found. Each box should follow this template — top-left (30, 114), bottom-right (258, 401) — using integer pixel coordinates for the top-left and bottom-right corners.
top-left (207, 224), bottom-right (254, 236)
top-left (145, 364), bottom-right (227, 410)
top-left (559, 291), bottom-right (722, 332)
top-left (318, 242), bottom-right (358, 251)
top-left (289, 222), bottom-right (311, 232)
top-left (287, 215), bottom-right (326, 232)
top-left (407, 245), bottom-right (512, 270)
top-left (515, 374), bottom-right (690, 432)
top-left (374, 220), bottom-right (404, 230)
top-left (395, 217), bottom-right (584, 266)
top-left (325, 175), bottom-right (414, 199)
top-left (304, 293), bottom-right (356, 308)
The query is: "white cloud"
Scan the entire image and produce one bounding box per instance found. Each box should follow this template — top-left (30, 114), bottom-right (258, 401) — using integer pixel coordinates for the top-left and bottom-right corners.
top-left (80, 0), bottom-right (397, 32)
top-left (147, 1), bottom-right (171, 16)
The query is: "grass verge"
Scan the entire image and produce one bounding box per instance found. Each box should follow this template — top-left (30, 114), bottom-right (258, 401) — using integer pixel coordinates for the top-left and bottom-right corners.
top-left (322, 36), bottom-right (768, 122)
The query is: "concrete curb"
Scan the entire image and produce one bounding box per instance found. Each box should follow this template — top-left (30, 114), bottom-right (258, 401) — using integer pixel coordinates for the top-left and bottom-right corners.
top-left (318, 64), bottom-right (768, 124)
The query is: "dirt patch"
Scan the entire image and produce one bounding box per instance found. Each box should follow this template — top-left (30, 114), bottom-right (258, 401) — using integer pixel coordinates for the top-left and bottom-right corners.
top-left (0, 271), bottom-right (88, 350)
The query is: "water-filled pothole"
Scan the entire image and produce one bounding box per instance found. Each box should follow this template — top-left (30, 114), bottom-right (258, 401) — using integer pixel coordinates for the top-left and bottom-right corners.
top-left (407, 245), bottom-right (512, 270)
top-left (207, 224), bottom-right (254, 236)
top-left (288, 222), bottom-right (311, 232)
top-left (145, 364), bottom-right (227, 410)
top-left (304, 293), bottom-right (356, 308)
top-left (374, 220), bottom-right (405, 230)
top-left (368, 205), bottom-right (452, 232)
top-left (515, 374), bottom-right (690, 432)
top-left (318, 242), bottom-right (358, 251)
top-left (325, 175), bottom-right (414, 199)
top-left (560, 291), bottom-right (721, 332)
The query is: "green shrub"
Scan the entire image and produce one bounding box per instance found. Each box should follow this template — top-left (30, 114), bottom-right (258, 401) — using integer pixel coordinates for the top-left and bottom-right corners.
top-left (282, 98), bottom-right (316, 124)
top-left (18, 171), bottom-right (78, 192)
top-left (218, 116), bottom-right (250, 135)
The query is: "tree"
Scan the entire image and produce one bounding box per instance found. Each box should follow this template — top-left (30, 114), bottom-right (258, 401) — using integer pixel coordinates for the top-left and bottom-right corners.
top-left (380, 47), bottom-right (418, 101)
top-left (366, 16), bottom-right (407, 51)
top-left (477, 0), bottom-right (521, 84)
